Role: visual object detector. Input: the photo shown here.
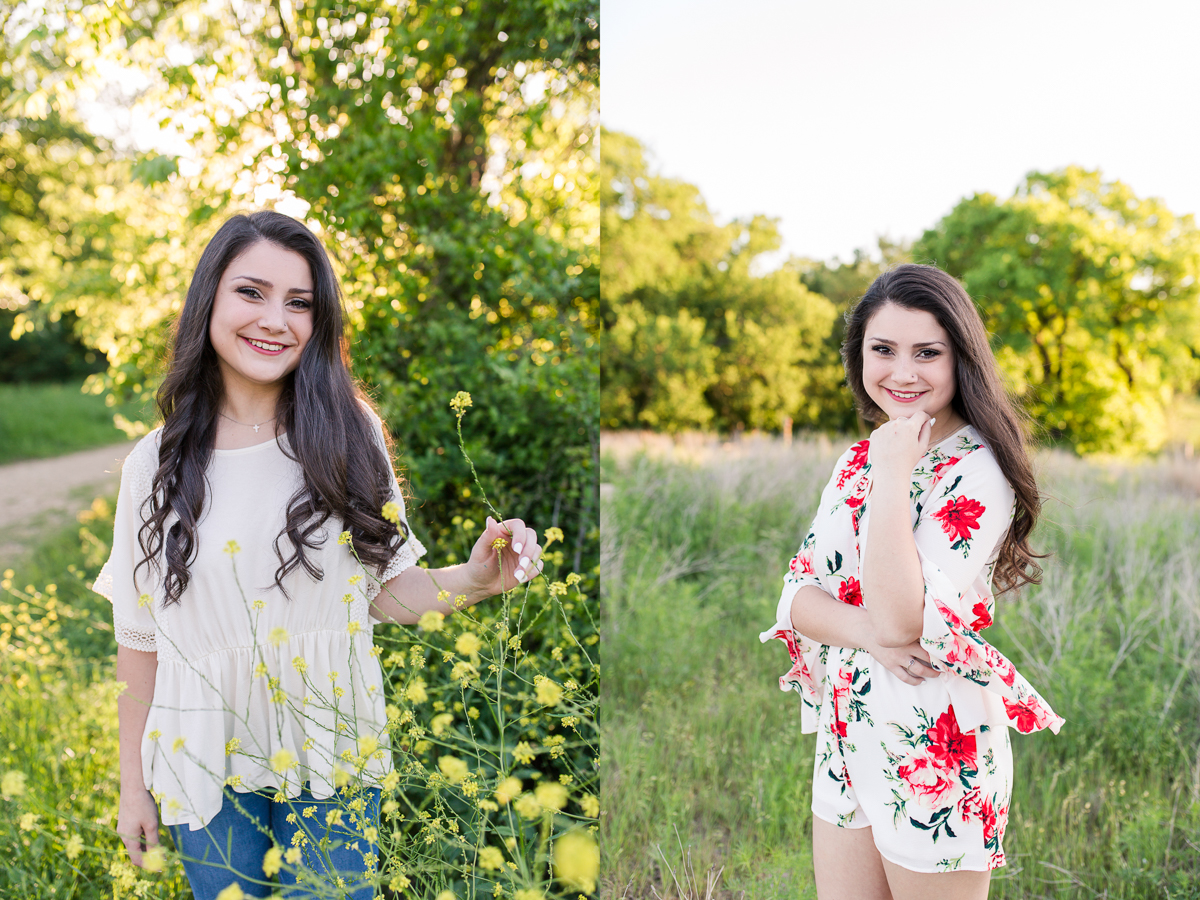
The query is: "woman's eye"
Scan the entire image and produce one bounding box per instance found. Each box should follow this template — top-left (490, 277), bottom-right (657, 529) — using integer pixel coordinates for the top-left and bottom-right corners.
top-left (918, 349), bottom-right (941, 359)
top-left (288, 299), bottom-right (312, 310)
top-left (237, 287), bottom-right (262, 300)
top-left (870, 345), bottom-right (892, 355)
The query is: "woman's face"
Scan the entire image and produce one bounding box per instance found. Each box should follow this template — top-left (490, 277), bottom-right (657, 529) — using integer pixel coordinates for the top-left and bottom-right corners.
top-left (861, 301), bottom-right (957, 423)
top-left (208, 240), bottom-right (314, 396)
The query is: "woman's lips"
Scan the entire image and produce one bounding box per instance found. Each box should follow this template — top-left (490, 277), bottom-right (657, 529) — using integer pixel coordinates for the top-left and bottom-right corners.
top-left (241, 336), bottom-right (289, 355)
top-left (885, 388), bottom-right (927, 403)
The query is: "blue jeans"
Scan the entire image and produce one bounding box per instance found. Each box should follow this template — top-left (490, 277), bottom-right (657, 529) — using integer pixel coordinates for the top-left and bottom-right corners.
top-left (166, 784), bottom-right (381, 900)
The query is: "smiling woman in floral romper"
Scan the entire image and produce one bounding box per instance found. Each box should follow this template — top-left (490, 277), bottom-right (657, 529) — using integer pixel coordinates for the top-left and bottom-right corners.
top-left (762, 265), bottom-right (1062, 900)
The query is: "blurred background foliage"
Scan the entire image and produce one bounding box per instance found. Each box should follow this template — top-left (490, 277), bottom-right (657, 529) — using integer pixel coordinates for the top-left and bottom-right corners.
top-left (601, 131), bottom-right (1200, 456)
top-left (0, 0), bottom-right (599, 565)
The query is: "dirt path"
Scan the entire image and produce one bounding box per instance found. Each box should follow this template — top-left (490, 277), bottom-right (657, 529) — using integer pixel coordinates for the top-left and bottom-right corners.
top-left (0, 440), bottom-right (137, 570)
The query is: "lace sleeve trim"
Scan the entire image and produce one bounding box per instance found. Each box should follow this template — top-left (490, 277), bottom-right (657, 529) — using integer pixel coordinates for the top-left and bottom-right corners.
top-left (113, 610), bottom-right (158, 652)
top-left (365, 535), bottom-right (428, 602)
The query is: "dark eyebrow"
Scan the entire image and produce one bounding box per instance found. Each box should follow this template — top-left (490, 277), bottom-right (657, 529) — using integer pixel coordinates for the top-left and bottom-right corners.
top-left (232, 275), bottom-right (313, 295)
top-left (867, 337), bottom-right (946, 349)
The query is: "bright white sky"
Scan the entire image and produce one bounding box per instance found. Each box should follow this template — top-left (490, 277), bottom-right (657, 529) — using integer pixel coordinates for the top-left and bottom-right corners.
top-left (601, 0), bottom-right (1200, 264)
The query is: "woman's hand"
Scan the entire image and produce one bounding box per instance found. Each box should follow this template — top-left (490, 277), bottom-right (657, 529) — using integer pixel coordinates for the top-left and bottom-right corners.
top-left (868, 412), bottom-right (935, 481)
top-left (117, 786), bottom-right (160, 868)
top-left (466, 516), bottom-right (543, 598)
top-left (865, 637), bottom-right (942, 686)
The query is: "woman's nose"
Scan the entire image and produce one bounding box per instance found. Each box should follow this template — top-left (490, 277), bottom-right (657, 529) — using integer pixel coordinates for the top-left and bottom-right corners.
top-left (258, 299), bottom-right (289, 333)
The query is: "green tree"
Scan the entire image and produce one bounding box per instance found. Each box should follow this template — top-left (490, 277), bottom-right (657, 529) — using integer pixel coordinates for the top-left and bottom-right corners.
top-left (601, 131), bottom-right (842, 433)
top-left (915, 167), bottom-right (1200, 454)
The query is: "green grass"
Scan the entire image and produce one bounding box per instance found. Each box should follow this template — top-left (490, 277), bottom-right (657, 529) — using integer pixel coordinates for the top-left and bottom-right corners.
top-left (0, 381), bottom-right (156, 464)
top-left (601, 433), bottom-right (1200, 899)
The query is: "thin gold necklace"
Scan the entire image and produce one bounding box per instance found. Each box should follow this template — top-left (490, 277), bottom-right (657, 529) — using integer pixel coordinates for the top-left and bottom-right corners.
top-left (219, 412), bottom-right (277, 434)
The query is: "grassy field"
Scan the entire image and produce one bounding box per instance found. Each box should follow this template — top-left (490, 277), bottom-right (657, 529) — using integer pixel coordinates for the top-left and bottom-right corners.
top-left (0, 381), bottom-right (156, 465)
top-left (601, 431), bottom-right (1200, 899)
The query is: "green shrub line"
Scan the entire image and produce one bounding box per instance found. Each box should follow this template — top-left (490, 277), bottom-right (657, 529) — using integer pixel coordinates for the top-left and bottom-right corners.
top-left (0, 395), bottom-right (599, 899)
top-left (601, 435), bottom-right (1200, 899)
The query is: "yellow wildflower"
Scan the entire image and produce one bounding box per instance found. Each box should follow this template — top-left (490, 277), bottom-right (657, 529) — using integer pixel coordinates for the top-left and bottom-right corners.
top-left (262, 846), bottom-right (282, 877)
top-left (451, 660), bottom-right (477, 683)
top-left (285, 847), bottom-right (302, 864)
top-left (436, 892), bottom-right (457, 900)
top-left (326, 809), bottom-right (343, 827)
top-left (269, 627), bottom-right (288, 647)
top-left (543, 527), bottom-right (564, 546)
top-left (347, 620), bottom-right (363, 636)
top-left (347, 574), bottom-right (362, 585)
top-left (455, 632), bottom-right (482, 655)
top-left (225, 738), bottom-right (241, 755)
top-left (513, 793), bottom-right (542, 819)
top-left (342, 593), bottom-right (354, 605)
top-left (216, 885), bottom-right (245, 900)
top-left (223, 540), bottom-right (241, 556)
top-left (333, 765), bottom-right (352, 788)
top-left (554, 830), bottom-right (599, 894)
top-left (431, 713), bottom-right (454, 737)
top-left (580, 793), bottom-right (599, 817)
top-left (358, 735), bottom-right (380, 758)
top-left (148, 730), bottom-right (162, 742)
top-left (491, 535), bottom-right (508, 550)
top-left (405, 679), bottom-right (428, 703)
top-left (18, 812), bottom-right (38, 831)
top-left (138, 593), bottom-right (153, 608)
top-left (513, 889), bottom-right (544, 900)
top-left (495, 776), bottom-right (522, 805)
top-left (535, 781), bottom-right (568, 812)
top-left (254, 662), bottom-right (268, 677)
top-left (172, 736), bottom-right (187, 754)
top-left (270, 749), bottom-right (298, 773)
top-left (64, 834), bottom-right (84, 860)
top-left (418, 610), bottom-right (445, 632)
top-left (337, 530), bottom-right (352, 545)
top-left (438, 756), bottom-right (469, 784)
top-left (225, 775), bottom-right (243, 787)
top-left (292, 656), bottom-right (308, 674)
top-left (512, 742), bottom-right (535, 764)
top-left (534, 675), bottom-right (563, 706)
top-left (565, 572), bottom-right (582, 586)
top-left (381, 502), bottom-right (402, 524)
top-left (253, 599), bottom-right (265, 610)
top-left (477, 845), bottom-right (504, 870)
top-left (449, 391), bottom-right (473, 414)
top-left (142, 845), bottom-right (166, 873)
top-left (1, 770), bottom-right (26, 798)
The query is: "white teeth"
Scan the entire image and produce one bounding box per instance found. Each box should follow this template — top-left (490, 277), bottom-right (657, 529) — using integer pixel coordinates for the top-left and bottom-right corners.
top-left (890, 390), bottom-right (921, 398)
top-left (246, 338), bottom-right (284, 351)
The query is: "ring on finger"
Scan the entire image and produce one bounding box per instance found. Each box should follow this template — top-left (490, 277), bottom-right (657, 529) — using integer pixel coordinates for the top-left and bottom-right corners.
top-left (904, 658), bottom-right (920, 677)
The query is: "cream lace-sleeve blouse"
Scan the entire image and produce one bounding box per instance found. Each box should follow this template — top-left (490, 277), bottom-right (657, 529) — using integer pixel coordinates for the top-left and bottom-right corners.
top-left (94, 413), bottom-right (426, 830)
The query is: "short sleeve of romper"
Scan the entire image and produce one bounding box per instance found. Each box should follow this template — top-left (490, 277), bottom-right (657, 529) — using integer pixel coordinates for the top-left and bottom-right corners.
top-left (94, 409), bottom-right (427, 830)
top-left (759, 427), bottom-right (1064, 737)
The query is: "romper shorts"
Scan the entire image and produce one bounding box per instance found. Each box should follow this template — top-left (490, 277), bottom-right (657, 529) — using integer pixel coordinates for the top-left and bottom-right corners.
top-left (810, 647), bottom-right (1013, 873)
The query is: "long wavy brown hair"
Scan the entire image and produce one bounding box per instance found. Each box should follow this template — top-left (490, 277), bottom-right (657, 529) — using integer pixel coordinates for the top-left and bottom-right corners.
top-left (134, 211), bottom-right (408, 605)
top-left (842, 264), bottom-right (1044, 594)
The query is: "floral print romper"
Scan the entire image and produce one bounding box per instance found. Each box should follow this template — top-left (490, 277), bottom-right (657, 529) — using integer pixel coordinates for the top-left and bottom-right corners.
top-left (761, 426), bottom-right (1063, 872)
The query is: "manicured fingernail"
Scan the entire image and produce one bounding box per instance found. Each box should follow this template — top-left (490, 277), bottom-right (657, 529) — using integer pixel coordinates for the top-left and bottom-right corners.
top-left (513, 542), bottom-right (523, 554)
top-left (519, 556), bottom-right (530, 568)
top-left (515, 569), bottom-right (527, 583)
top-left (930, 417), bottom-right (936, 424)
top-left (536, 560), bottom-right (544, 570)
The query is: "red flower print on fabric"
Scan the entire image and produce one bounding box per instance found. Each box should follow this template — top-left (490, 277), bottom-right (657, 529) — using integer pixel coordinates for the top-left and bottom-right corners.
top-left (897, 751), bottom-right (960, 810)
top-left (932, 455), bottom-right (962, 478)
top-left (932, 496), bottom-right (986, 545)
top-left (924, 707), bottom-right (977, 773)
top-left (970, 600), bottom-right (993, 632)
top-left (838, 577), bottom-right (863, 607)
top-left (789, 547), bottom-right (815, 576)
top-left (836, 440), bottom-right (870, 489)
top-left (1003, 697), bottom-right (1046, 734)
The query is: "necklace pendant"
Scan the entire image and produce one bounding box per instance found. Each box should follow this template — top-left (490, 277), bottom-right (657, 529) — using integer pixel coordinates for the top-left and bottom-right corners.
top-left (253, 424), bottom-right (261, 433)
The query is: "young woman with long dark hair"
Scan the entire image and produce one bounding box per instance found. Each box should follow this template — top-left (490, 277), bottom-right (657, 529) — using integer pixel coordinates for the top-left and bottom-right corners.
top-left (761, 264), bottom-right (1062, 899)
top-left (101, 211), bottom-right (543, 899)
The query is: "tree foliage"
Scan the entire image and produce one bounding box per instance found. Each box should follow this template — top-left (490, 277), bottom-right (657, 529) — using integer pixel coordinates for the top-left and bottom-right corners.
top-left (915, 167), bottom-right (1200, 454)
top-left (601, 131), bottom-right (845, 433)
